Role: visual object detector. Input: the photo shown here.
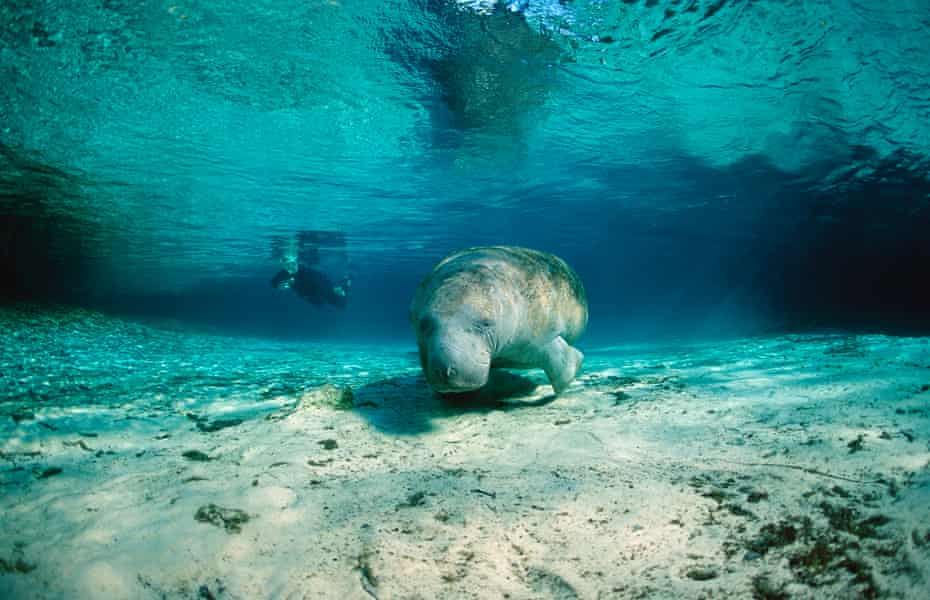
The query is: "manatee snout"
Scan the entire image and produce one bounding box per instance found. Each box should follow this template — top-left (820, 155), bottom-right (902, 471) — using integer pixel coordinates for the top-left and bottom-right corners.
top-left (424, 336), bottom-right (490, 393)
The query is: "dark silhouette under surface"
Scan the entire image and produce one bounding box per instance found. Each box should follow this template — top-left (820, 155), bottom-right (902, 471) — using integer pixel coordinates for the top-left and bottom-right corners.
top-left (271, 266), bottom-right (350, 309)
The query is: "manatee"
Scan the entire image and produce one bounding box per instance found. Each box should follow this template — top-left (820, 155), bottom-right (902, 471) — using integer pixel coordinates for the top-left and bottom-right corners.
top-left (410, 246), bottom-right (588, 395)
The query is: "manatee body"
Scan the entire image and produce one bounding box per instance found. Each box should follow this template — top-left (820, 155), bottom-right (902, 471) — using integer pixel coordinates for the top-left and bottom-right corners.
top-left (410, 246), bottom-right (588, 395)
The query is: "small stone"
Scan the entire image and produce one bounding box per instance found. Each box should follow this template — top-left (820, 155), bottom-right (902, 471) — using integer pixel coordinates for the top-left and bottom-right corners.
top-left (198, 585), bottom-right (216, 600)
top-left (747, 491), bottom-right (769, 503)
top-left (397, 491), bottom-right (427, 509)
top-left (611, 391), bottom-right (631, 404)
top-left (847, 434), bottom-right (865, 453)
top-left (685, 567), bottom-right (718, 581)
top-left (10, 410), bottom-right (35, 423)
top-left (197, 418), bottom-right (242, 433)
top-left (751, 575), bottom-right (787, 600)
top-left (318, 439), bottom-right (338, 450)
top-left (37, 467), bottom-right (62, 479)
top-left (182, 450), bottom-right (213, 462)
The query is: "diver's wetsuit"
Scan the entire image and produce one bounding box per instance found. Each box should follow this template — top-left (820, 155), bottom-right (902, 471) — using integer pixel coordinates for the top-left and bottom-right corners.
top-left (271, 266), bottom-right (349, 309)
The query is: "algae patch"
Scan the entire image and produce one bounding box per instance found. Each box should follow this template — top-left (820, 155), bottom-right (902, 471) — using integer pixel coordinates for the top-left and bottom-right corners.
top-left (194, 504), bottom-right (251, 534)
top-left (0, 542), bottom-right (36, 574)
top-left (300, 384), bottom-right (354, 410)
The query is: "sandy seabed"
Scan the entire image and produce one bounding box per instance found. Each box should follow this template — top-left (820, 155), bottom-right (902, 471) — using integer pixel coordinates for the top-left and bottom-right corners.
top-left (1, 306), bottom-right (929, 599)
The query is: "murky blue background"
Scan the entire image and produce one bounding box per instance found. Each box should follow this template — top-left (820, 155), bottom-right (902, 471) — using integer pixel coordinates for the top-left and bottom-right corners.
top-left (2, 0), bottom-right (928, 343)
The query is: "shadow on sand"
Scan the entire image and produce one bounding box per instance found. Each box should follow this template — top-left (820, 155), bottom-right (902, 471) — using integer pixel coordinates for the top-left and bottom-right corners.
top-left (353, 369), bottom-right (557, 435)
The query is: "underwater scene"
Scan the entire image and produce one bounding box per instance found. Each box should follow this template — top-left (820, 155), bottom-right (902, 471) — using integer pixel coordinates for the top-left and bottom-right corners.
top-left (2, 0), bottom-right (930, 598)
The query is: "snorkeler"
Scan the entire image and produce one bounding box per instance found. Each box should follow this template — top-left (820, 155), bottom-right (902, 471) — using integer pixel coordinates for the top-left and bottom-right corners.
top-left (269, 230), bottom-right (351, 309)
top-left (271, 265), bottom-right (351, 309)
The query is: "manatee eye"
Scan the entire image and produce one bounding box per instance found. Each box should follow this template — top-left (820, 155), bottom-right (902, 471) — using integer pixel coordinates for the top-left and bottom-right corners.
top-left (474, 319), bottom-right (493, 331)
top-left (419, 317), bottom-right (436, 334)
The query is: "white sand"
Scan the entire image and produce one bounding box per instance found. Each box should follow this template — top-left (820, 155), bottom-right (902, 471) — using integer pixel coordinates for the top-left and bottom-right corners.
top-left (2, 312), bottom-right (929, 598)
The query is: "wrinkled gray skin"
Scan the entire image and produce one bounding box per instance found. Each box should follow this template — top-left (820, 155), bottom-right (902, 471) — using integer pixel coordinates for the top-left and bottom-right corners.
top-left (411, 246), bottom-right (588, 395)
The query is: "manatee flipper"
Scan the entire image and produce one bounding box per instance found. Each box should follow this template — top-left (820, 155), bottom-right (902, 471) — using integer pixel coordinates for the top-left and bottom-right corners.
top-left (541, 335), bottom-right (584, 394)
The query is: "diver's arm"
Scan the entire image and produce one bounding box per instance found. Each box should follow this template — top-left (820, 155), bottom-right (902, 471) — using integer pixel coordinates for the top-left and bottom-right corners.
top-left (270, 269), bottom-right (294, 288)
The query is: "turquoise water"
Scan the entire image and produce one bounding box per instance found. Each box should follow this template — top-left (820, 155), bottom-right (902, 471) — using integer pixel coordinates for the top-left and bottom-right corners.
top-left (2, 0), bottom-right (929, 340)
top-left (3, 4), bottom-right (930, 597)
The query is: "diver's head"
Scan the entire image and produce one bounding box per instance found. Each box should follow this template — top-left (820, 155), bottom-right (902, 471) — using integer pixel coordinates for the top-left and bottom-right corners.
top-left (280, 255), bottom-right (298, 275)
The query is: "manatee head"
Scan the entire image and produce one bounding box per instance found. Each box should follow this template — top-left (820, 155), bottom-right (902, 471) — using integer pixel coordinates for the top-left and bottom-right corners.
top-left (416, 310), bottom-right (493, 394)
